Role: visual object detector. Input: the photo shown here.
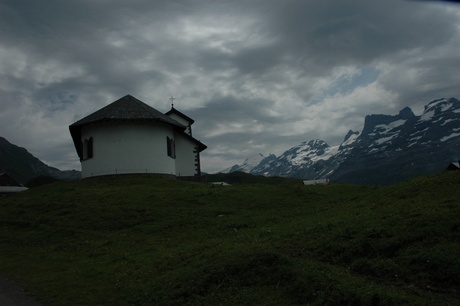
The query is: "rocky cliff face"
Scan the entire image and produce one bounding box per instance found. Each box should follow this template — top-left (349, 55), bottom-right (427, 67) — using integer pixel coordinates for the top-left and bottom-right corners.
top-left (330, 97), bottom-right (460, 184)
top-left (223, 97), bottom-right (460, 184)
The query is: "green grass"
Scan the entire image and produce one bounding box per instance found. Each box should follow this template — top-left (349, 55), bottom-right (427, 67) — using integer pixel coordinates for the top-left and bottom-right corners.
top-left (0, 172), bottom-right (459, 305)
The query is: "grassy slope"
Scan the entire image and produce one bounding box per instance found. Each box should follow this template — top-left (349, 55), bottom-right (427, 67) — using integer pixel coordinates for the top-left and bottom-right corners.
top-left (0, 172), bottom-right (459, 305)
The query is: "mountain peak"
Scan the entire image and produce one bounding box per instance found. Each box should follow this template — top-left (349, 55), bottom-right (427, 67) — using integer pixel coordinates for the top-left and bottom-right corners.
top-left (0, 136), bottom-right (11, 145)
top-left (344, 130), bottom-right (359, 142)
top-left (306, 139), bottom-right (328, 148)
top-left (220, 153), bottom-right (268, 174)
top-left (398, 106), bottom-right (415, 119)
top-left (424, 97), bottom-right (459, 113)
top-left (362, 106), bottom-right (414, 136)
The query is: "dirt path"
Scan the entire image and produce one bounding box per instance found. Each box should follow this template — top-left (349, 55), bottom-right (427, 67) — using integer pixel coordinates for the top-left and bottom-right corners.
top-left (0, 277), bottom-right (42, 306)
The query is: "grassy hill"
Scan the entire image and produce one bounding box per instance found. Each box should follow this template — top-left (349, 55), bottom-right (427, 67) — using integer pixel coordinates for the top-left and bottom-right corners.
top-left (0, 172), bottom-right (459, 305)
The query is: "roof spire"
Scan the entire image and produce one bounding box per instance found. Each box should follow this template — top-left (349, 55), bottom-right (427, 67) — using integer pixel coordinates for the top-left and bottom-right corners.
top-left (169, 96), bottom-right (176, 108)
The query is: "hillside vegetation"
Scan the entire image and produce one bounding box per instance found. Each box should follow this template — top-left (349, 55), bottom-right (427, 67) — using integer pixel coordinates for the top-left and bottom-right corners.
top-left (0, 172), bottom-right (459, 305)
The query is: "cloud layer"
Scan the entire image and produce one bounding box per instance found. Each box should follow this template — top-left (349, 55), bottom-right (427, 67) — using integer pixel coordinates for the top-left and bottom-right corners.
top-left (1, 0), bottom-right (459, 172)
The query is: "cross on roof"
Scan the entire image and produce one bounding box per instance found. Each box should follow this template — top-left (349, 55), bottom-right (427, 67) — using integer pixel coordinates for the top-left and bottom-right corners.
top-left (169, 96), bottom-right (176, 107)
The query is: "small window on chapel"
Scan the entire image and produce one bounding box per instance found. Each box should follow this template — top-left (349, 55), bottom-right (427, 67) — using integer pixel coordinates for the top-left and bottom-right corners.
top-left (87, 137), bottom-right (93, 159)
top-left (167, 136), bottom-right (176, 159)
top-left (82, 137), bottom-right (94, 160)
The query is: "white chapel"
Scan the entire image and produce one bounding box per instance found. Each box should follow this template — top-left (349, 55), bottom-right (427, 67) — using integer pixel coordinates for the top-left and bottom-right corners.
top-left (69, 95), bottom-right (207, 179)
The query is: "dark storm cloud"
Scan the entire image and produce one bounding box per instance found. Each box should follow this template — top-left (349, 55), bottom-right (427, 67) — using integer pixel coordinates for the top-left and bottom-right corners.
top-left (0, 0), bottom-right (183, 96)
top-left (0, 0), bottom-right (459, 172)
top-left (189, 95), bottom-right (282, 125)
top-left (263, 1), bottom-right (457, 66)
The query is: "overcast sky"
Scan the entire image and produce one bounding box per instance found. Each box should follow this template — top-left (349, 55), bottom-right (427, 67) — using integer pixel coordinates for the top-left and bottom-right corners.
top-left (1, 0), bottom-right (459, 173)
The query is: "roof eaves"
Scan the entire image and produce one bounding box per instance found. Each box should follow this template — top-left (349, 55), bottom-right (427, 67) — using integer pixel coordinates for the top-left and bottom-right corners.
top-left (181, 132), bottom-right (207, 152)
top-left (165, 107), bottom-right (195, 124)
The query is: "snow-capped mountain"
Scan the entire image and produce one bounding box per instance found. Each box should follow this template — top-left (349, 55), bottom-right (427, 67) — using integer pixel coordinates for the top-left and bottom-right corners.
top-left (250, 129), bottom-right (360, 180)
top-left (220, 153), bottom-right (267, 173)
top-left (331, 97), bottom-right (460, 184)
top-left (222, 97), bottom-right (460, 184)
top-left (251, 139), bottom-right (338, 179)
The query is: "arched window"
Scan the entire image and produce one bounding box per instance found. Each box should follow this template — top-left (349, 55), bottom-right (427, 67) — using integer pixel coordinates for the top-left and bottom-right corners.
top-left (82, 137), bottom-right (94, 160)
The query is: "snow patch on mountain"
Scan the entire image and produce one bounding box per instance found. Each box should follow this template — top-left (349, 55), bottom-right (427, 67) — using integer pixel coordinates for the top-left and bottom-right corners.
top-left (375, 134), bottom-right (397, 145)
top-left (288, 139), bottom-right (336, 166)
top-left (441, 133), bottom-right (460, 142)
top-left (220, 153), bottom-right (267, 173)
top-left (312, 145), bottom-right (339, 162)
top-left (375, 119), bottom-right (406, 133)
top-left (407, 136), bottom-right (423, 147)
top-left (420, 109), bottom-right (436, 122)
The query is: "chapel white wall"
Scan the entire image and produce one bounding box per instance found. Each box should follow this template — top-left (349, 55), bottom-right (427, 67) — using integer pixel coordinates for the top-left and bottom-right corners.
top-left (167, 113), bottom-right (189, 126)
top-left (167, 113), bottom-right (192, 135)
top-left (81, 122), bottom-right (175, 178)
top-left (174, 134), bottom-right (197, 177)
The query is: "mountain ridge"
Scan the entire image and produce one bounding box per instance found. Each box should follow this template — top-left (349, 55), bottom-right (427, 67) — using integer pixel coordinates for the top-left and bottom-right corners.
top-left (0, 137), bottom-right (80, 185)
top-left (223, 97), bottom-right (460, 184)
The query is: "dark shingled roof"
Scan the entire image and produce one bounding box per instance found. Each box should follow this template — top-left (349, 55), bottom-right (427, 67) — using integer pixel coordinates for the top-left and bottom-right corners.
top-left (70, 95), bottom-right (185, 128)
top-left (165, 106), bottom-right (195, 124)
top-left (69, 95), bottom-right (188, 158)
